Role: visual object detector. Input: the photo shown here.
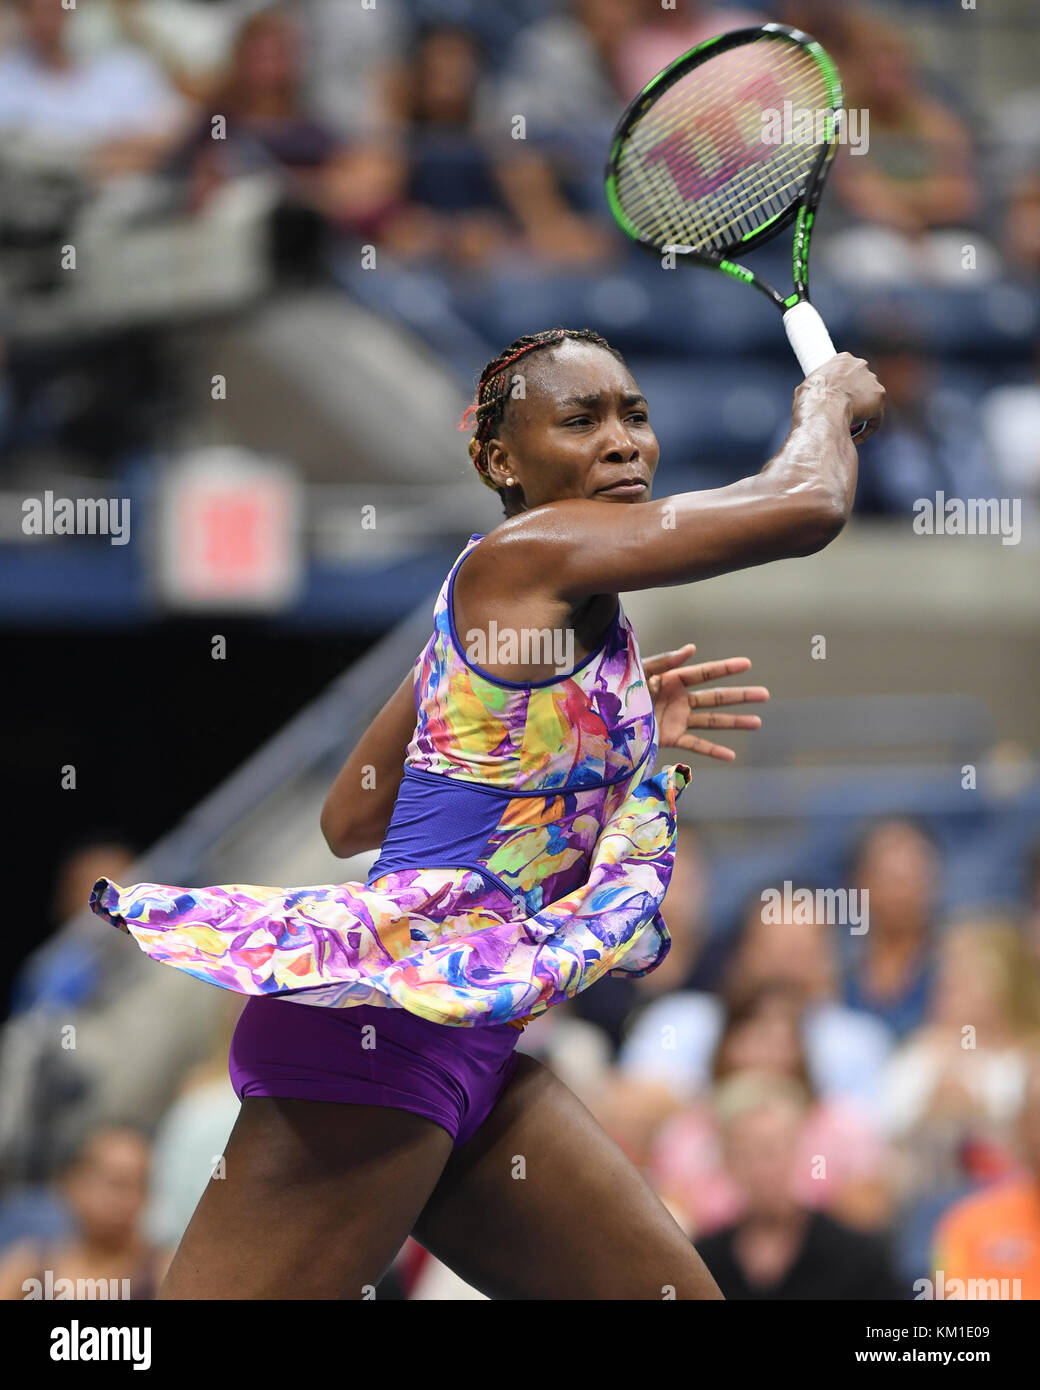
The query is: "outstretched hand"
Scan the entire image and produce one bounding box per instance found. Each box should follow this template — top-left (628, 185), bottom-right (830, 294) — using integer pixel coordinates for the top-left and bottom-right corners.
top-left (642, 643), bottom-right (769, 760)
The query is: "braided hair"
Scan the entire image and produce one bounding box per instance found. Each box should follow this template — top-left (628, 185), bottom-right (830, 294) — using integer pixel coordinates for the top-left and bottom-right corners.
top-left (459, 328), bottom-right (626, 517)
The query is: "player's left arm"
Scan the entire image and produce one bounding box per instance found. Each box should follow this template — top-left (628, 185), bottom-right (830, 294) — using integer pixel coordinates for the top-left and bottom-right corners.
top-left (320, 669), bottom-right (418, 857)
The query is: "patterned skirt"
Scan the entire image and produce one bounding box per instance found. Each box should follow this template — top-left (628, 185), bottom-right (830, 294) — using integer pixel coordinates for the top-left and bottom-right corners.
top-left (89, 763), bottom-right (691, 1028)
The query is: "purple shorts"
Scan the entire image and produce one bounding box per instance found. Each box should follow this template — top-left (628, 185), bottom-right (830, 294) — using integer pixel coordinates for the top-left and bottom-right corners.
top-left (229, 995), bottom-right (523, 1149)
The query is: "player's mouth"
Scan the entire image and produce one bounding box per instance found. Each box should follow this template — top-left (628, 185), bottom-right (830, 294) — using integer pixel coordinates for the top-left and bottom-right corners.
top-left (596, 477), bottom-right (649, 498)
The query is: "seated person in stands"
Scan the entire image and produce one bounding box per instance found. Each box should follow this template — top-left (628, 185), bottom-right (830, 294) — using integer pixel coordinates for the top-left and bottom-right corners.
top-left (383, 22), bottom-right (614, 268)
top-left (932, 1045), bottom-right (1040, 1301)
top-left (648, 982), bottom-right (893, 1236)
top-left (0, 1124), bottom-right (170, 1300)
top-left (821, 15), bottom-right (996, 285)
top-left (0, 0), bottom-right (189, 181)
top-left (9, 835), bottom-right (137, 1014)
top-left (850, 317), bottom-right (999, 516)
top-left (616, 879), bottom-right (894, 1117)
top-left (694, 1076), bottom-right (903, 1299)
top-left (164, 7), bottom-right (406, 261)
top-left (883, 920), bottom-right (1040, 1203)
top-left (841, 819), bottom-right (939, 1040)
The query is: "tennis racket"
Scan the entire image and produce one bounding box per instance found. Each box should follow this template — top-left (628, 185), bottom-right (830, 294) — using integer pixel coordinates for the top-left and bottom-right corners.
top-left (605, 21), bottom-right (870, 437)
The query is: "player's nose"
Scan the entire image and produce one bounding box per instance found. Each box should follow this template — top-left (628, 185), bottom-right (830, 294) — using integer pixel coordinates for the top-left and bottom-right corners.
top-left (600, 423), bottom-right (641, 461)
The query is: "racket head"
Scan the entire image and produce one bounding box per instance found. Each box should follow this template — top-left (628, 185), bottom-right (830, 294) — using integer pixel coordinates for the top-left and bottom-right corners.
top-left (605, 23), bottom-right (845, 268)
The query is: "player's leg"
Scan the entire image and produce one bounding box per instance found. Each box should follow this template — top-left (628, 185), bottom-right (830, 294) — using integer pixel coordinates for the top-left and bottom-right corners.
top-left (412, 1053), bottom-right (723, 1300)
top-left (159, 1096), bottom-right (453, 1299)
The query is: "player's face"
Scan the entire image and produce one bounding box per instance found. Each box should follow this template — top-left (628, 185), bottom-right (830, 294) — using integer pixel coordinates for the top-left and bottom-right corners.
top-left (486, 341), bottom-right (659, 510)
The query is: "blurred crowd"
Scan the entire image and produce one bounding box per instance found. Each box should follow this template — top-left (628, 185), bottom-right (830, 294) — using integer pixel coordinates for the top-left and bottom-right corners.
top-left (0, 0), bottom-right (1020, 272)
top-left (0, 0), bottom-right (1037, 515)
top-left (3, 815), bottom-right (1040, 1299)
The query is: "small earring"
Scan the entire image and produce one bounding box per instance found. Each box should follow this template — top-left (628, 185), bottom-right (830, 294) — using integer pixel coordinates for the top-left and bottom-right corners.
top-left (506, 477), bottom-right (515, 486)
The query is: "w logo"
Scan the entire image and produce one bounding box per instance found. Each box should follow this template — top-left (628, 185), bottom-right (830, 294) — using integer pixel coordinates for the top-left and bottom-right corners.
top-left (641, 70), bottom-right (788, 201)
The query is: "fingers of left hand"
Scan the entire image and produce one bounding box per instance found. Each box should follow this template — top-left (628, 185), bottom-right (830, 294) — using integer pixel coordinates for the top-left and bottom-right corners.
top-left (688, 685), bottom-right (770, 709)
top-left (679, 657), bottom-right (752, 685)
top-left (688, 712), bottom-right (762, 730)
top-left (686, 736), bottom-right (737, 760)
top-left (643, 644), bottom-right (697, 676)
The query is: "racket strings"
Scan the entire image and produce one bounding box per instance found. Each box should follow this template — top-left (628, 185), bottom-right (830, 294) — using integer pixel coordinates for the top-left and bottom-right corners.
top-left (619, 127), bottom-right (813, 250)
top-left (622, 119), bottom-right (820, 244)
top-left (619, 45), bottom-right (826, 227)
top-left (621, 85), bottom-right (820, 248)
top-left (614, 40), bottom-right (833, 254)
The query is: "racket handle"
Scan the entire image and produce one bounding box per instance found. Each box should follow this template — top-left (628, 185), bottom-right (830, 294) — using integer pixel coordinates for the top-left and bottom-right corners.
top-left (783, 301), bottom-right (836, 376)
top-left (782, 301), bottom-right (869, 439)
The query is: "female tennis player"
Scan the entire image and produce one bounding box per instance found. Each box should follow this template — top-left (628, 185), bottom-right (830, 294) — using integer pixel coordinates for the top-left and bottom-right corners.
top-left (90, 326), bottom-right (883, 1300)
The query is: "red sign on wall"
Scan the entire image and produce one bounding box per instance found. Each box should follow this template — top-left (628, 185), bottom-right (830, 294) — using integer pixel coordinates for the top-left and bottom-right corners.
top-left (156, 448), bottom-right (303, 609)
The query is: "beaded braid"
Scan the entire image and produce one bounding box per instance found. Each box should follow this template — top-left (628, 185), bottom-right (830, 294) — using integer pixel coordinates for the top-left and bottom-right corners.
top-left (459, 328), bottom-right (626, 516)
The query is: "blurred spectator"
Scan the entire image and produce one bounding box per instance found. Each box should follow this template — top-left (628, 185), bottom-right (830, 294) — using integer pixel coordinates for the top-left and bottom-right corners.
top-left (822, 15), bottom-right (999, 286)
top-left (775, 0), bottom-right (863, 64)
top-left (302, 0), bottom-right (406, 141)
top-left (485, 0), bottom-right (639, 151)
top-left (165, 7), bottom-right (405, 278)
top-left (39, 0), bottom-right (268, 102)
top-left (883, 921), bottom-right (1040, 1194)
top-left (8, 835), bottom-right (137, 1015)
top-left (842, 819), bottom-right (940, 1039)
top-left (385, 24), bottom-right (513, 267)
top-left (617, 880), bottom-right (893, 1117)
top-left (1004, 171), bottom-right (1040, 277)
top-left (931, 1046), bottom-right (1040, 1299)
top-left (484, 0), bottom-right (752, 148)
top-left (478, 0), bottom-right (752, 215)
top-left (1026, 837), bottom-right (1040, 970)
top-left (0, 1124), bottom-right (169, 1299)
top-left (0, 1179), bottom-right (74, 1255)
top-left (648, 983), bottom-right (892, 1236)
top-left (694, 1075), bottom-right (904, 1298)
top-left (980, 337), bottom-right (1040, 533)
top-left (0, 836), bottom-right (226, 1187)
top-left (988, 83), bottom-right (1040, 277)
top-left (0, 0), bottom-right (190, 181)
top-left (142, 993), bottom-right (242, 1250)
top-left (0, 333), bottom-right (11, 451)
top-left (614, 0), bottom-right (766, 95)
top-left (384, 23), bottom-right (613, 268)
top-left (169, 9), bottom-right (346, 207)
top-left (850, 314), bottom-right (1001, 516)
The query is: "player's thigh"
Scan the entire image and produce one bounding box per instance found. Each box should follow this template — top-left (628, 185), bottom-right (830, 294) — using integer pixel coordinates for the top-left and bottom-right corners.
top-left (160, 1096), bottom-right (453, 1299)
top-left (413, 1053), bottom-right (723, 1300)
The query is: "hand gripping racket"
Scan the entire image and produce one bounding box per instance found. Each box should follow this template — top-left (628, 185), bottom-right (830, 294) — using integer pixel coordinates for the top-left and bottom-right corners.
top-left (605, 22), bottom-right (870, 437)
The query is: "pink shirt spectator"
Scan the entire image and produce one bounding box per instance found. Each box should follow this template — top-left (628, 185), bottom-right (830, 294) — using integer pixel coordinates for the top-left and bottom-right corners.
top-left (613, 9), bottom-right (767, 96)
top-left (650, 1096), bottom-right (886, 1235)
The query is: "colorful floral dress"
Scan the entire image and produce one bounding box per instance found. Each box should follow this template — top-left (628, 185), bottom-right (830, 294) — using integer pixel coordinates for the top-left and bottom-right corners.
top-left (90, 533), bottom-right (692, 1028)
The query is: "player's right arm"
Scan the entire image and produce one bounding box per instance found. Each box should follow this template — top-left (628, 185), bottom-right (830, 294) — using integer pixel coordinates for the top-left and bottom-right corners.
top-left (476, 354), bottom-right (884, 602)
top-left (321, 669), bottom-right (417, 858)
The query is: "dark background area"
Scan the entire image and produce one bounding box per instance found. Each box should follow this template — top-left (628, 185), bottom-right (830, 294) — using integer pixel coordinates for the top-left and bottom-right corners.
top-left (1, 622), bottom-right (369, 1017)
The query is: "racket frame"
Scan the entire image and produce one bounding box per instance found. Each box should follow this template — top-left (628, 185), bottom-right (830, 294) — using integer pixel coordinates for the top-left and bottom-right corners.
top-left (604, 22), bottom-right (845, 314)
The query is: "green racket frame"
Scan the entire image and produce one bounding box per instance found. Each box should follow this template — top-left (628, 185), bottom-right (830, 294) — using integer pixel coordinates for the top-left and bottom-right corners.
top-left (605, 22), bottom-right (844, 314)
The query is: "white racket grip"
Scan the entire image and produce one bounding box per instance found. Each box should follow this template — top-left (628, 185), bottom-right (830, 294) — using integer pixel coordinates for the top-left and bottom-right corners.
top-left (782, 301), bottom-right (837, 377)
top-left (783, 300), bottom-right (870, 438)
